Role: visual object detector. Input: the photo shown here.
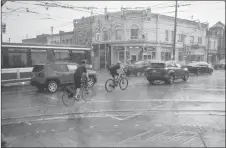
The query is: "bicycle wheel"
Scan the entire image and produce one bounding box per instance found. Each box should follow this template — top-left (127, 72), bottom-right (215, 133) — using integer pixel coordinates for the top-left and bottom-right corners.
top-left (105, 79), bottom-right (115, 92)
top-left (119, 78), bottom-right (128, 90)
top-left (62, 91), bottom-right (74, 107)
top-left (81, 86), bottom-right (92, 102)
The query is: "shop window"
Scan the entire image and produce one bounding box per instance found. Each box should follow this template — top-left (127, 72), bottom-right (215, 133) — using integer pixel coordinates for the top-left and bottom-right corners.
top-left (118, 51), bottom-right (125, 63)
top-left (178, 52), bottom-right (183, 61)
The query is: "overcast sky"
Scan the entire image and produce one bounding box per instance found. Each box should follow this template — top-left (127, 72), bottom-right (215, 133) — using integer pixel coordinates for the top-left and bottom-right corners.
top-left (1, 1), bottom-right (225, 43)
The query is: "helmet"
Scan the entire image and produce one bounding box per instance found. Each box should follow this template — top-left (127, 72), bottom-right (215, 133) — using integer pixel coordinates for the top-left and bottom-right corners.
top-left (117, 61), bottom-right (121, 64)
top-left (81, 60), bottom-right (87, 64)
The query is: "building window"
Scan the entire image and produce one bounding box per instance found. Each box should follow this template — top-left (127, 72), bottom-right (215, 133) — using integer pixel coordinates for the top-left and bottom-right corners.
top-left (214, 41), bottom-right (216, 49)
top-left (209, 41), bottom-right (212, 49)
top-left (115, 26), bottom-right (122, 40)
top-left (165, 30), bottom-right (169, 41)
top-left (96, 33), bottom-right (100, 41)
top-left (161, 52), bottom-right (171, 61)
top-left (190, 36), bottom-right (194, 43)
top-left (131, 25), bottom-right (139, 39)
top-left (62, 40), bottom-right (65, 44)
top-left (66, 39), bottom-right (69, 44)
top-left (178, 34), bottom-right (183, 42)
top-left (103, 28), bottom-right (108, 41)
top-left (171, 31), bottom-right (174, 42)
top-left (198, 37), bottom-right (202, 44)
top-left (70, 39), bottom-right (72, 44)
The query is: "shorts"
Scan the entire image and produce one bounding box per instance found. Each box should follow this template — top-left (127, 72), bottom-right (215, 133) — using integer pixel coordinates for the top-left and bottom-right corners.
top-left (74, 76), bottom-right (82, 88)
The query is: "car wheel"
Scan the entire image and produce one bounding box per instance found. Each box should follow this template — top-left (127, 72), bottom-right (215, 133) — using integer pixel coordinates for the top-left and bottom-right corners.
top-left (47, 80), bottom-right (58, 93)
top-left (196, 69), bottom-right (200, 75)
top-left (183, 72), bottom-right (189, 81)
top-left (167, 74), bottom-right (174, 84)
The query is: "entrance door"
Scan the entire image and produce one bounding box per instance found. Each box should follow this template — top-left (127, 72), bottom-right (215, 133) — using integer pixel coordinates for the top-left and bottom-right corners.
top-left (131, 55), bottom-right (136, 61)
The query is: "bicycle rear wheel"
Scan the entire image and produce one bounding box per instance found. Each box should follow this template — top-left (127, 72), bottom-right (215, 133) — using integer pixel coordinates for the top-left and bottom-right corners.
top-left (62, 91), bottom-right (74, 107)
top-left (105, 79), bottom-right (115, 92)
top-left (119, 78), bottom-right (128, 90)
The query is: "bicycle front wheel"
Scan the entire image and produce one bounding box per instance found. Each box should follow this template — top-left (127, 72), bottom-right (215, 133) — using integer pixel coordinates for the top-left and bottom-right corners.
top-left (105, 79), bottom-right (115, 92)
top-left (81, 86), bottom-right (92, 102)
top-left (62, 91), bottom-right (74, 107)
top-left (119, 78), bottom-right (128, 90)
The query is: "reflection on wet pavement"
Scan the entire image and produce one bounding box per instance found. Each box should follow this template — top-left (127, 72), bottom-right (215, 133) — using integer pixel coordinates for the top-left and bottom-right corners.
top-left (1, 70), bottom-right (225, 147)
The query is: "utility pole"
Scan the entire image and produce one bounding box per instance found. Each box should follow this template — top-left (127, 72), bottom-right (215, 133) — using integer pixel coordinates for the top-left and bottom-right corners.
top-left (90, 10), bottom-right (93, 67)
top-left (51, 26), bottom-right (53, 44)
top-left (172, 0), bottom-right (178, 61)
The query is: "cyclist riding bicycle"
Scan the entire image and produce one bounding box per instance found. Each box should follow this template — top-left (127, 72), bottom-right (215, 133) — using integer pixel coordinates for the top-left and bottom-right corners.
top-left (108, 61), bottom-right (125, 85)
top-left (73, 60), bottom-right (89, 100)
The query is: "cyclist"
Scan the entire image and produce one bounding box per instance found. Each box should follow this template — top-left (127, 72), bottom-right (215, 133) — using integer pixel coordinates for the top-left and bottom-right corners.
top-left (108, 61), bottom-right (125, 86)
top-left (73, 60), bottom-right (89, 100)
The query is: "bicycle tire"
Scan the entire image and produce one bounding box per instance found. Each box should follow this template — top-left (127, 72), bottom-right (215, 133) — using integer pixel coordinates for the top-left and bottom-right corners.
top-left (105, 79), bottom-right (115, 92)
top-left (62, 91), bottom-right (71, 107)
top-left (119, 77), bottom-right (128, 90)
top-left (81, 86), bottom-right (92, 102)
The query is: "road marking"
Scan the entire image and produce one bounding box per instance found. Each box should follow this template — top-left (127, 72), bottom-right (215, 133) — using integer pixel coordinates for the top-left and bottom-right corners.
top-left (91, 99), bottom-right (225, 103)
top-left (118, 129), bottom-right (155, 144)
top-left (144, 130), bottom-right (169, 141)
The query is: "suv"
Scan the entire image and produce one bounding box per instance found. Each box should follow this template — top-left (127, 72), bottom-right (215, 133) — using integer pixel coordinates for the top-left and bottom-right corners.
top-left (30, 62), bottom-right (97, 93)
top-left (145, 61), bottom-right (189, 84)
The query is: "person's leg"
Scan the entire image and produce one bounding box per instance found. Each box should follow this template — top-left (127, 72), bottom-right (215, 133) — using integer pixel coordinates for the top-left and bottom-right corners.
top-left (74, 76), bottom-right (81, 100)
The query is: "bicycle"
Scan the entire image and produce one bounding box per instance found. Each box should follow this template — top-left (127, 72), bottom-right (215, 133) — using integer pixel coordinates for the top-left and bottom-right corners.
top-left (61, 77), bottom-right (93, 107)
top-left (105, 71), bottom-right (129, 92)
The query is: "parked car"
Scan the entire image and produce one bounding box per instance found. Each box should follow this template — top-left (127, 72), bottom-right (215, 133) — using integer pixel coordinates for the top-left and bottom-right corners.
top-left (186, 61), bottom-right (214, 75)
top-left (30, 61), bottom-right (97, 93)
top-left (213, 60), bottom-right (225, 70)
top-left (125, 60), bottom-right (152, 76)
top-left (145, 61), bottom-right (189, 85)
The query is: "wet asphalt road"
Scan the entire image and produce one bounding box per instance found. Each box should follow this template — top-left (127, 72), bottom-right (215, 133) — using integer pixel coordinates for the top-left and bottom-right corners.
top-left (1, 70), bottom-right (225, 147)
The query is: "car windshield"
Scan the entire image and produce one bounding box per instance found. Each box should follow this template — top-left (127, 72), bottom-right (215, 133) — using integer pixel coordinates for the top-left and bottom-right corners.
top-left (134, 61), bottom-right (144, 65)
top-left (150, 63), bottom-right (165, 68)
top-left (32, 65), bottom-right (44, 73)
